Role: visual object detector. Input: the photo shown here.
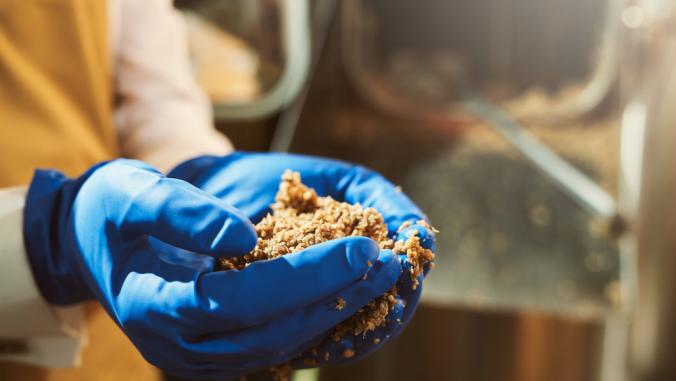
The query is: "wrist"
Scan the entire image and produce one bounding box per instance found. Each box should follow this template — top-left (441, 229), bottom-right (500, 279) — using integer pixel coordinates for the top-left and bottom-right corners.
top-left (23, 169), bottom-right (96, 305)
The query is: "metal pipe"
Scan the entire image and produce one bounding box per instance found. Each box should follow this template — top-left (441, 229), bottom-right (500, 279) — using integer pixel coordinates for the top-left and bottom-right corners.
top-left (463, 95), bottom-right (618, 220)
top-left (213, 0), bottom-right (311, 120)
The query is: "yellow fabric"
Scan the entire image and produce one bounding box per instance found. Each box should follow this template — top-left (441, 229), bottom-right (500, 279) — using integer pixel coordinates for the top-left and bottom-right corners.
top-left (0, 0), bottom-right (118, 187)
top-left (0, 2), bottom-right (159, 380)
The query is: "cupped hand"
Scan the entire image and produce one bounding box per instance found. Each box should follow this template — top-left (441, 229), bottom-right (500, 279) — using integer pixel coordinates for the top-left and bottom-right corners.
top-left (24, 159), bottom-right (401, 379)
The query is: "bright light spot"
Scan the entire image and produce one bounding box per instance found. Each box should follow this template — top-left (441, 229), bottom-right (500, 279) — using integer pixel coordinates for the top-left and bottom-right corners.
top-left (620, 100), bottom-right (646, 216)
top-left (622, 5), bottom-right (645, 28)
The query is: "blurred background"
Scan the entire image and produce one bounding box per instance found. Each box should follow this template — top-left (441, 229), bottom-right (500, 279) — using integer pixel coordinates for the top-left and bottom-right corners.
top-left (172, 0), bottom-right (676, 380)
top-left (0, 1), bottom-right (673, 380)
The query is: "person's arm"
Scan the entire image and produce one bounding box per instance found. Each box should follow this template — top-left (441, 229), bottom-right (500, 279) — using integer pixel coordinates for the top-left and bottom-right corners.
top-left (0, 187), bottom-right (86, 367)
top-left (112, 0), bottom-right (233, 173)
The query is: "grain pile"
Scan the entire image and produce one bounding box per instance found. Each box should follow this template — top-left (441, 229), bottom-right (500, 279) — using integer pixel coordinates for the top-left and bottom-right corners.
top-left (217, 171), bottom-right (435, 378)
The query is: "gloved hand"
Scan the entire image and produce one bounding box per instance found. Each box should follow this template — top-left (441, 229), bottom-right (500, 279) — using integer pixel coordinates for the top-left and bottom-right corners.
top-left (23, 159), bottom-right (401, 380)
top-left (169, 152), bottom-right (437, 367)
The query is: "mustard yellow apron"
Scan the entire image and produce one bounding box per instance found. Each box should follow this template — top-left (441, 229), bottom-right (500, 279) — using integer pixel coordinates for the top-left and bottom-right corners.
top-left (0, 0), bottom-right (118, 187)
top-left (0, 1), bottom-right (159, 380)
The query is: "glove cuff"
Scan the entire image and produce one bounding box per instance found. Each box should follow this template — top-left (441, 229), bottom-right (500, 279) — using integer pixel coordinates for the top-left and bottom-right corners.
top-left (23, 167), bottom-right (101, 305)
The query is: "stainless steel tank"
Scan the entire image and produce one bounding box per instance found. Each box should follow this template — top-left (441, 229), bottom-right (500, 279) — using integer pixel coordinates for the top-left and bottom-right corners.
top-left (625, 2), bottom-right (676, 379)
top-left (295, 0), bottom-right (634, 380)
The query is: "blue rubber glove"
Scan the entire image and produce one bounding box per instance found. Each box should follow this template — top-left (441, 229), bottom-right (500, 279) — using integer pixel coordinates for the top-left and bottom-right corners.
top-left (169, 152), bottom-right (437, 367)
top-left (23, 159), bottom-right (401, 380)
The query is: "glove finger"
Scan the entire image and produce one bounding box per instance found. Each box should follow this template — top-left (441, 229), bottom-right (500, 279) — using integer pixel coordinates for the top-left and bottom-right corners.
top-left (288, 257), bottom-right (423, 368)
top-left (183, 250), bottom-right (401, 370)
top-left (195, 237), bottom-right (381, 328)
top-left (329, 298), bottom-right (405, 367)
top-left (397, 271), bottom-right (424, 328)
top-left (100, 160), bottom-right (257, 257)
top-left (333, 166), bottom-right (426, 235)
top-left (307, 266), bottom-right (423, 367)
top-left (396, 224), bottom-right (437, 252)
top-left (293, 295), bottom-right (406, 368)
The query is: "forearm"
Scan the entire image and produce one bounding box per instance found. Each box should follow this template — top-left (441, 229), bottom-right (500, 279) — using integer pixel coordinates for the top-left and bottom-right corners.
top-left (123, 124), bottom-right (234, 173)
top-left (113, 0), bottom-right (233, 173)
top-left (0, 187), bottom-right (85, 367)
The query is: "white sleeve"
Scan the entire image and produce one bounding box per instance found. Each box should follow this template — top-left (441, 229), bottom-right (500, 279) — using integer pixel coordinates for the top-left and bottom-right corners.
top-left (112, 0), bottom-right (234, 173)
top-left (0, 187), bottom-right (87, 368)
